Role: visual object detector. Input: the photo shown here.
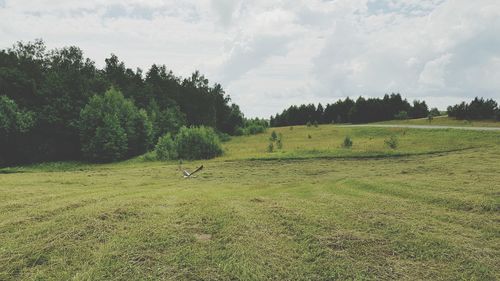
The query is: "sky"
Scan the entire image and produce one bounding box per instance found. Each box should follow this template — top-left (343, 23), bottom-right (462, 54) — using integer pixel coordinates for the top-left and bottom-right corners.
top-left (1, 0), bottom-right (499, 118)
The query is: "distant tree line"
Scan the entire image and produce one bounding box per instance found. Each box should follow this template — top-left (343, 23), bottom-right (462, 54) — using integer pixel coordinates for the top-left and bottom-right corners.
top-left (0, 40), bottom-right (247, 166)
top-left (447, 97), bottom-right (500, 121)
top-left (270, 94), bottom-right (430, 126)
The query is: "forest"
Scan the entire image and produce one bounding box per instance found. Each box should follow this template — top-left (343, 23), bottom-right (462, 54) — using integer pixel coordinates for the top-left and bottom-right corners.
top-left (0, 40), bottom-right (247, 166)
top-left (271, 94), bottom-right (432, 127)
top-left (270, 95), bottom-right (499, 127)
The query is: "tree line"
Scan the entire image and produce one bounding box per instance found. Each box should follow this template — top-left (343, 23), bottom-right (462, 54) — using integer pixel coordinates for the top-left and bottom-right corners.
top-left (270, 94), bottom-right (431, 126)
top-left (0, 40), bottom-right (246, 166)
top-left (447, 97), bottom-right (500, 120)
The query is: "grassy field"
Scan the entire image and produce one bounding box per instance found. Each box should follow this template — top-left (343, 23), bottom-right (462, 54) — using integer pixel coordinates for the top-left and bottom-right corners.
top-left (1, 125), bottom-right (499, 280)
top-left (374, 115), bottom-right (500, 127)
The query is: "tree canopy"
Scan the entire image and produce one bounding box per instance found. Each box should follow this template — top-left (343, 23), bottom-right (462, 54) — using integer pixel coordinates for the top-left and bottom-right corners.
top-left (0, 40), bottom-right (243, 165)
top-left (447, 97), bottom-right (499, 120)
top-left (271, 94), bottom-right (429, 127)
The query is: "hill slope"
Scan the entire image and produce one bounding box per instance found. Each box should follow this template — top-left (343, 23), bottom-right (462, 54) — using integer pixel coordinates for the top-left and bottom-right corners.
top-left (373, 115), bottom-right (500, 127)
top-left (1, 125), bottom-right (499, 280)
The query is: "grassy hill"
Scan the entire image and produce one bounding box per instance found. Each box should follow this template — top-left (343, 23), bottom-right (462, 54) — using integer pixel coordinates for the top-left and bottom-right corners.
top-left (1, 125), bottom-right (499, 280)
top-left (373, 115), bottom-right (500, 127)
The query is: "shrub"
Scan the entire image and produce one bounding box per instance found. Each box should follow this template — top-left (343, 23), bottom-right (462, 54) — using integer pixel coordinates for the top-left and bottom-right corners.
top-left (306, 121), bottom-right (312, 127)
top-left (155, 133), bottom-right (178, 161)
top-left (342, 136), bottom-right (353, 148)
top-left (217, 131), bottom-right (232, 142)
top-left (142, 151), bottom-right (158, 162)
top-left (244, 124), bottom-right (266, 135)
top-left (175, 126), bottom-right (223, 160)
top-left (384, 135), bottom-right (398, 149)
top-left (267, 142), bottom-right (274, 153)
top-left (313, 121), bottom-right (319, 127)
top-left (276, 133), bottom-right (283, 149)
top-left (394, 110), bottom-right (408, 120)
top-left (270, 130), bottom-right (277, 141)
top-left (308, 134), bottom-right (312, 139)
top-left (289, 126), bottom-right (294, 130)
top-left (234, 126), bottom-right (244, 136)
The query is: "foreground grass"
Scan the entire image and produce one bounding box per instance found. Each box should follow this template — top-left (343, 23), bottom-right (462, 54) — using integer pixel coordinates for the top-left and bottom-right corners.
top-left (374, 116), bottom-right (500, 127)
top-left (1, 126), bottom-right (499, 280)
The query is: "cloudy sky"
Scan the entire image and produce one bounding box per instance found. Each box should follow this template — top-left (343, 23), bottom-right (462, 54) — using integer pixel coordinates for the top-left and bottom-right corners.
top-left (1, 0), bottom-right (499, 117)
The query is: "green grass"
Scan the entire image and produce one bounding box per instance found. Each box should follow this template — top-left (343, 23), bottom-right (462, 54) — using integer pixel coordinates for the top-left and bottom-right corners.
top-left (221, 125), bottom-right (499, 160)
top-left (1, 125), bottom-right (499, 280)
top-left (374, 115), bottom-right (500, 127)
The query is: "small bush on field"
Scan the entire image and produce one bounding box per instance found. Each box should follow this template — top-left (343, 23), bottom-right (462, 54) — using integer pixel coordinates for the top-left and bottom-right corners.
top-left (155, 133), bottom-right (178, 160)
top-left (289, 126), bottom-right (294, 130)
top-left (155, 126), bottom-right (223, 161)
top-left (308, 134), bottom-right (312, 139)
top-left (384, 135), bottom-right (399, 149)
top-left (313, 121), bottom-right (319, 127)
top-left (267, 142), bottom-right (274, 153)
top-left (276, 133), bottom-right (283, 149)
top-left (143, 151), bottom-right (158, 161)
top-left (233, 126), bottom-right (244, 136)
top-left (306, 121), bottom-right (312, 127)
top-left (267, 131), bottom-right (283, 151)
top-left (245, 124), bottom-right (266, 135)
top-left (217, 132), bottom-right (232, 142)
top-left (342, 136), bottom-right (353, 148)
top-left (270, 131), bottom-right (277, 141)
top-left (176, 126), bottom-right (223, 160)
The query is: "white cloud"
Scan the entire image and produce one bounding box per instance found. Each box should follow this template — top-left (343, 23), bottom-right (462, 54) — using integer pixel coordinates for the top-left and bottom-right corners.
top-left (1, 0), bottom-right (499, 117)
top-left (419, 53), bottom-right (452, 87)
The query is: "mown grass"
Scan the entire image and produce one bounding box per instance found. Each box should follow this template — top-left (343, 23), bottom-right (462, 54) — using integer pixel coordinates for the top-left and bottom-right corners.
top-left (374, 115), bottom-right (500, 127)
top-left (0, 125), bottom-right (499, 280)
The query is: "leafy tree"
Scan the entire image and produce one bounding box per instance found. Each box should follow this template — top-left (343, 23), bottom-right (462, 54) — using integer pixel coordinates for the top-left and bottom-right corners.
top-left (0, 95), bottom-right (34, 137)
top-left (80, 88), bottom-right (152, 162)
top-left (147, 99), bottom-right (185, 144)
top-left (0, 96), bottom-right (35, 165)
top-left (82, 114), bottom-right (127, 162)
top-left (409, 100), bottom-right (429, 118)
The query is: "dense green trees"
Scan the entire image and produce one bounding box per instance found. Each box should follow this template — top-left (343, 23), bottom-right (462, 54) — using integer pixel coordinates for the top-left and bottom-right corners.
top-left (79, 88), bottom-right (152, 162)
top-left (0, 96), bottom-right (35, 165)
top-left (447, 97), bottom-right (499, 120)
top-left (271, 94), bottom-right (429, 126)
top-left (0, 40), bottom-right (243, 165)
